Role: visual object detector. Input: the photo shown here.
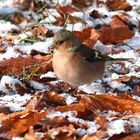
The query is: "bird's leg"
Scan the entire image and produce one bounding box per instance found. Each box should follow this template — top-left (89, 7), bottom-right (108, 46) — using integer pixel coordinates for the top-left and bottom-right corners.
top-left (101, 79), bottom-right (111, 93)
top-left (70, 86), bottom-right (79, 95)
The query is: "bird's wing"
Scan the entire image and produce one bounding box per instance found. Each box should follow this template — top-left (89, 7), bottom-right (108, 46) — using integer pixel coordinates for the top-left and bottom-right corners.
top-left (76, 44), bottom-right (109, 63)
top-left (75, 44), bottom-right (133, 64)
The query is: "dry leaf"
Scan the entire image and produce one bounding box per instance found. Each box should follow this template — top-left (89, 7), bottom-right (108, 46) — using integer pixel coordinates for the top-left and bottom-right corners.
top-left (98, 26), bottom-right (134, 44)
top-left (90, 10), bottom-right (103, 19)
top-left (13, 0), bottom-right (46, 11)
top-left (59, 5), bottom-right (77, 13)
top-left (11, 12), bottom-right (27, 25)
top-left (120, 131), bottom-right (140, 140)
top-left (54, 95), bottom-right (89, 113)
top-left (106, 0), bottom-right (132, 11)
top-left (0, 107), bottom-right (11, 115)
top-left (31, 25), bottom-right (53, 41)
top-left (0, 111), bottom-right (46, 138)
top-left (26, 91), bottom-right (67, 111)
top-left (111, 62), bottom-right (129, 75)
top-left (80, 130), bottom-right (108, 140)
top-left (87, 94), bottom-right (140, 113)
top-left (24, 126), bottom-right (41, 140)
top-left (111, 47), bottom-right (125, 54)
top-left (45, 124), bottom-right (76, 140)
top-left (44, 117), bottom-right (73, 130)
top-left (74, 27), bottom-right (98, 48)
top-left (0, 45), bottom-right (6, 53)
top-left (111, 15), bottom-right (128, 28)
top-left (114, 76), bottom-right (130, 83)
top-left (75, 25), bottom-right (134, 46)
top-left (95, 115), bottom-right (108, 128)
top-left (72, 0), bottom-right (93, 8)
top-left (55, 4), bottom-right (86, 26)
top-left (133, 85), bottom-right (140, 96)
top-left (0, 55), bottom-right (52, 77)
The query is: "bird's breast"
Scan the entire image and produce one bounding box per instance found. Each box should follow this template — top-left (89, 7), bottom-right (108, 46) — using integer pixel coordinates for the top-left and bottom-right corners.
top-left (52, 51), bottom-right (105, 86)
top-left (52, 52), bottom-right (75, 79)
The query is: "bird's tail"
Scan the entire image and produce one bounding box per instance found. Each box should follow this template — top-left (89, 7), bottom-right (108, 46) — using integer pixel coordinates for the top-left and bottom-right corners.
top-left (108, 57), bottom-right (134, 62)
top-left (105, 57), bottom-right (134, 67)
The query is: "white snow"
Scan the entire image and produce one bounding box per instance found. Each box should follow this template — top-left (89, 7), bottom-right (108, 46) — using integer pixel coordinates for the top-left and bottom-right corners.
top-left (107, 120), bottom-right (126, 136)
top-left (60, 93), bottom-right (77, 105)
top-left (29, 80), bottom-right (50, 91)
top-left (0, 0), bottom-right (17, 15)
top-left (0, 93), bottom-right (32, 112)
top-left (110, 81), bottom-right (131, 91)
top-left (15, 37), bottom-right (53, 55)
top-left (12, 137), bottom-right (23, 140)
top-left (0, 20), bottom-right (18, 34)
top-left (47, 111), bottom-right (76, 118)
top-left (0, 75), bottom-right (25, 94)
top-left (53, 0), bottom-right (72, 6)
top-left (40, 71), bottom-right (56, 79)
top-left (0, 75), bottom-right (32, 111)
top-left (68, 117), bottom-right (99, 135)
top-left (78, 81), bottom-right (105, 94)
top-left (0, 46), bottom-right (20, 60)
top-left (47, 111), bottom-right (99, 136)
top-left (66, 23), bottom-right (87, 31)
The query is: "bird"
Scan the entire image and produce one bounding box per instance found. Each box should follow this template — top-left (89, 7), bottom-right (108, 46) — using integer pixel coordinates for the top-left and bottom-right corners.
top-left (52, 29), bottom-right (132, 86)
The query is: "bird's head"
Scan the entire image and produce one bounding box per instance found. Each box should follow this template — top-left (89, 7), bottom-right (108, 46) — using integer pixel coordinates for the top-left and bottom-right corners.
top-left (53, 29), bottom-right (81, 52)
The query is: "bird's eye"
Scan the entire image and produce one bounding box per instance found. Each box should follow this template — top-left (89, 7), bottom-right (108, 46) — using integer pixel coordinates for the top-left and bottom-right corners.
top-left (58, 40), bottom-right (65, 45)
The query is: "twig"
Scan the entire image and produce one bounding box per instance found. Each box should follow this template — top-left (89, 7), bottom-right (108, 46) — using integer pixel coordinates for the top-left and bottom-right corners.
top-left (123, 43), bottom-right (135, 50)
top-left (37, 4), bottom-right (48, 14)
top-left (63, 14), bottom-right (70, 29)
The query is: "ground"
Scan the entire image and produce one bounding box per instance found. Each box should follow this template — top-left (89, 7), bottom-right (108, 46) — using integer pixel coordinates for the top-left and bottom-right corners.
top-left (0, 0), bottom-right (140, 140)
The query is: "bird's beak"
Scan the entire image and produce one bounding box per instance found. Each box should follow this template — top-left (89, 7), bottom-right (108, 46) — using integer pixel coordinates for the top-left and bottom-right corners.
top-left (48, 44), bottom-right (56, 54)
top-left (50, 44), bottom-right (55, 49)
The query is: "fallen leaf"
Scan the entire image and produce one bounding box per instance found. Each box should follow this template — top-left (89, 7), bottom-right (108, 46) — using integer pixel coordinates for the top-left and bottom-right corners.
top-left (106, 0), bottom-right (132, 11)
top-left (31, 25), bottom-right (53, 41)
top-left (55, 4), bottom-right (86, 26)
top-left (54, 95), bottom-right (90, 113)
top-left (43, 117), bottom-right (73, 130)
top-left (95, 115), bottom-right (108, 129)
top-left (11, 12), bottom-right (27, 25)
top-left (59, 5), bottom-right (77, 13)
top-left (80, 130), bottom-right (108, 140)
top-left (0, 55), bottom-right (52, 77)
top-left (90, 10), bottom-right (103, 19)
top-left (0, 45), bottom-right (6, 53)
top-left (133, 85), bottom-right (140, 96)
top-left (114, 76), bottom-right (130, 83)
top-left (74, 27), bottom-right (98, 48)
top-left (45, 124), bottom-right (76, 140)
top-left (0, 107), bottom-right (11, 114)
top-left (75, 25), bottom-right (134, 46)
top-left (72, 0), bottom-right (93, 8)
top-left (13, 0), bottom-right (47, 12)
top-left (24, 126), bottom-right (41, 140)
top-left (0, 111), bottom-right (46, 138)
top-left (110, 46), bottom-right (125, 55)
top-left (98, 26), bottom-right (134, 44)
top-left (111, 62), bottom-right (129, 75)
top-left (111, 15), bottom-right (128, 28)
top-left (87, 94), bottom-right (140, 113)
top-left (26, 91), bottom-right (67, 111)
top-left (120, 131), bottom-right (140, 140)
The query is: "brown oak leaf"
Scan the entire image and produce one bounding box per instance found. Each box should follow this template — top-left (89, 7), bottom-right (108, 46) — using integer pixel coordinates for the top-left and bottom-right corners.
top-left (106, 0), bottom-right (132, 11)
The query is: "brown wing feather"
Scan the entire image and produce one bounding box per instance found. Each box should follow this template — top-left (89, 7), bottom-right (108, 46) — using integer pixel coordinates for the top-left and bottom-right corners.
top-left (75, 44), bottom-right (109, 63)
top-left (74, 44), bottom-right (133, 63)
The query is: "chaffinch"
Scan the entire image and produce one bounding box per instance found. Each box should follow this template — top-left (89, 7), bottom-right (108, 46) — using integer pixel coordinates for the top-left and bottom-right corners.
top-left (52, 29), bottom-right (132, 86)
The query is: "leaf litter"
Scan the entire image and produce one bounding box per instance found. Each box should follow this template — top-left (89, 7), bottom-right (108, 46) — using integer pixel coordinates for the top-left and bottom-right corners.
top-left (0, 0), bottom-right (139, 139)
